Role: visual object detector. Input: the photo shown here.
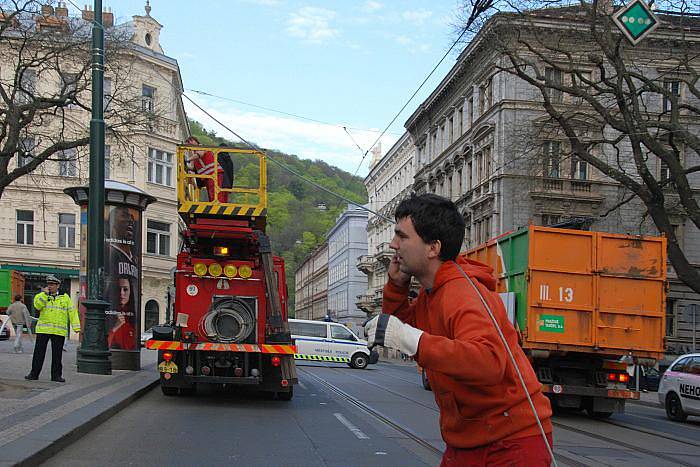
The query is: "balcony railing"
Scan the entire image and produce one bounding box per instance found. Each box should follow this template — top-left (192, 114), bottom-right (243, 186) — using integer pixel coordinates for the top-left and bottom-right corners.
top-left (357, 254), bottom-right (374, 274)
top-left (532, 178), bottom-right (600, 199)
top-left (375, 242), bottom-right (393, 264)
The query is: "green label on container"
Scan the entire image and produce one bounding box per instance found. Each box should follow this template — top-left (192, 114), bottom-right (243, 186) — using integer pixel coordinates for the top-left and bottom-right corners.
top-left (538, 315), bottom-right (565, 333)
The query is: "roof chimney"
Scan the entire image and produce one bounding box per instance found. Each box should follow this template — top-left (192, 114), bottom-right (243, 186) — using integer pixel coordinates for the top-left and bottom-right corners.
top-left (55, 2), bottom-right (68, 17)
top-left (103, 7), bottom-right (113, 28)
top-left (41, 4), bottom-right (54, 16)
top-left (81, 4), bottom-right (93, 21)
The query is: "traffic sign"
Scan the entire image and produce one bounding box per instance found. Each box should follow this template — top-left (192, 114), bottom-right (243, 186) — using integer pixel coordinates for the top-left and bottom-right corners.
top-left (612, 0), bottom-right (660, 46)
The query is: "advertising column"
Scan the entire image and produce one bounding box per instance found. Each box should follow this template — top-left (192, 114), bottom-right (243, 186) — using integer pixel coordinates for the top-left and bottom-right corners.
top-left (66, 181), bottom-right (156, 370)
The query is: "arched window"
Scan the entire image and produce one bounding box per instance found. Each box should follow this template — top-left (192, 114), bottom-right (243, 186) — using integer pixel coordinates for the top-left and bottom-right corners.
top-left (144, 299), bottom-right (159, 331)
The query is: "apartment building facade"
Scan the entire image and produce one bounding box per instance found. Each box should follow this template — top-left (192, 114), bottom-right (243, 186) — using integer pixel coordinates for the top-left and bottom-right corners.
top-left (0, 3), bottom-right (188, 335)
top-left (327, 204), bottom-right (368, 334)
top-left (403, 8), bottom-right (700, 358)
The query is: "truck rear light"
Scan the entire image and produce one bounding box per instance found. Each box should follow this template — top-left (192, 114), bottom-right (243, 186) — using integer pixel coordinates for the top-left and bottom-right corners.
top-left (251, 369), bottom-right (260, 377)
top-left (618, 373), bottom-right (629, 383)
top-left (163, 352), bottom-right (173, 362)
top-left (201, 365), bottom-right (211, 375)
top-left (185, 365), bottom-right (194, 375)
top-left (234, 367), bottom-right (243, 377)
top-left (607, 373), bottom-right (617, 382)
top-left (281, 379), bottom-right (289, 387)
top-left (163, 373), bottom-right (172, 380)
top-left (271, 356), bottom-right (281, 367)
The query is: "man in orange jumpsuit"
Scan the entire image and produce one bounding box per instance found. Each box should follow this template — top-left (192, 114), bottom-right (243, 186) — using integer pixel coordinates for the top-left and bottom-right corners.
top-left (365, 194), bottom-right (553, 466)
top-left (185, 136), bottom-right (226, 203)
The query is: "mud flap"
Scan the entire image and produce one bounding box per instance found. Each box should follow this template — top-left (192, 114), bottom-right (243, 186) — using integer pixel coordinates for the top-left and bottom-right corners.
top-left (280, 354), bottom-right (298, 383)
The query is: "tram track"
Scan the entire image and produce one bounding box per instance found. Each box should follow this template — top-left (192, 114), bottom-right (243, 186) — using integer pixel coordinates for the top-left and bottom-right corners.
top-left (297, 367), bottom-right (444, 461)
top-left (298, 362), bottom-right (700, 466)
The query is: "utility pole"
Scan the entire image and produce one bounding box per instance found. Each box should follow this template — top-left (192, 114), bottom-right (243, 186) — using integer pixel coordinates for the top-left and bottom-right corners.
top-left (77, 0), bottom-right (111, 374)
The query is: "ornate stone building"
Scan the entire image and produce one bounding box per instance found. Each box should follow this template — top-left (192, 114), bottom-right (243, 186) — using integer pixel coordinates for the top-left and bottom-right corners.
top-left (0, 3), bottom-right (188, 336)
top-left (356, 133), bottom-right (415, 317)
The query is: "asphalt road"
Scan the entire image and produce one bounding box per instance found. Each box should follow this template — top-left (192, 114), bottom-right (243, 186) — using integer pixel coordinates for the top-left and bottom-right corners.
top-left (42, 361), bottom-right (700, 467)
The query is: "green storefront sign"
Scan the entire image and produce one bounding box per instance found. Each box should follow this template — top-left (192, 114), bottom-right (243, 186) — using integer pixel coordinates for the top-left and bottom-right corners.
top-left (538, 314), bottom-right (565, 333)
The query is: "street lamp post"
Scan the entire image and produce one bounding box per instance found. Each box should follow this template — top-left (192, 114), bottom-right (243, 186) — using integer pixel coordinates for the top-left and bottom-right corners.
top-left (77, 0), bottom-right (111, 374)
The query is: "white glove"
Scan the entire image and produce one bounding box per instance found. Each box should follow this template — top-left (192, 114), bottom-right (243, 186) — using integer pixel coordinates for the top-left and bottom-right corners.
top-left (364, 314), bottom-right (423, 357)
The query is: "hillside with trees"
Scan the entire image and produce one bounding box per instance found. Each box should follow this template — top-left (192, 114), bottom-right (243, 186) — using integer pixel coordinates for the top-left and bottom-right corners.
top-left (189, 119), bottom-right (368, 313)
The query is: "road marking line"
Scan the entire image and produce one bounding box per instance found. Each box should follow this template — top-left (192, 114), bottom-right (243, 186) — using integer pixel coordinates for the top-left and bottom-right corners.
top-left (334, 413), bottom-right (369, 440)
top-left (297, 380), bottom-right (307, 390)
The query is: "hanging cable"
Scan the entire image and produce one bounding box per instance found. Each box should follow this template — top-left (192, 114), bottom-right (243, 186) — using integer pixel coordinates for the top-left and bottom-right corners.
top-left (182, 92), bottom-right (395, 223)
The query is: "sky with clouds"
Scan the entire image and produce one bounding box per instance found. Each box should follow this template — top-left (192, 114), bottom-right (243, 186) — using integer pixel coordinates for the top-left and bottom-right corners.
top-left (108, 0), bottom-right (464, 176)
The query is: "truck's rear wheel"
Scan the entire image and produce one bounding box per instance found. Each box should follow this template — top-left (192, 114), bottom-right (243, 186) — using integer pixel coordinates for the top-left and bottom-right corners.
top-left (276, 386), bottom-right (293, 401)
top-left (586, 409), bottom-right (613, 419)
top-left (161, 386), bottom-right (178, 396)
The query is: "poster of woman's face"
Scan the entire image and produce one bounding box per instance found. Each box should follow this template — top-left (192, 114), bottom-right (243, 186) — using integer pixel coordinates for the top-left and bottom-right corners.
top-left (104, 205), bottom-right (142, 351)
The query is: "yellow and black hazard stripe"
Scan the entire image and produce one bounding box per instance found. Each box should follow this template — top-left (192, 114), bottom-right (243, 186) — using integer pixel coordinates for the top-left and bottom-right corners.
top-left (294, 354), bottom-right (350, 363)
top-left (179, 202), bottom-right (267, 217)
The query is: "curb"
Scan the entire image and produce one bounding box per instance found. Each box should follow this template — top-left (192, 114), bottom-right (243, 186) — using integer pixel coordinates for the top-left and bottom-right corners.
top-left (14, 378), bottom-right (159, 467)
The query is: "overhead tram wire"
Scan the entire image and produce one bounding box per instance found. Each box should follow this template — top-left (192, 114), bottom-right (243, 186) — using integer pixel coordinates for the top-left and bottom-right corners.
top-left (181, 92), bottom-right (395, 224)
top-left (187, 89), bottom-right (401, 136)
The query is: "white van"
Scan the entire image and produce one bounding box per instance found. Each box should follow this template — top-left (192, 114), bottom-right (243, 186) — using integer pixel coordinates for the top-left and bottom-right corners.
top-left (289, 318), bottom-right (379, 369)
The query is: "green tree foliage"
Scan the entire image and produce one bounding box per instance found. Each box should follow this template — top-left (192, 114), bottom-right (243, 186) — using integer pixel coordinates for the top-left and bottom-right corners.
top-left (189, 120), bottom-right (367, 314)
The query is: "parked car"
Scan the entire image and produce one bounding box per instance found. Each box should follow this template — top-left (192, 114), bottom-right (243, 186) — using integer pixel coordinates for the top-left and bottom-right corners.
top-left (658, 353), bottom-right (700, 422)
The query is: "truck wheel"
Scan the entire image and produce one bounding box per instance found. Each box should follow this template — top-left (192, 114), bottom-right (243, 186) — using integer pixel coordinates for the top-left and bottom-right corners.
top-left (421, 368), bottom-right (431, 391)
top-left (586, 409), bottom-right (613, 419)
top-left (351, 353), bottom-right (368, 369)
top-left (161, 386), bottom-right (178, 396)
top-left (665, 392), bottom-right (688, 422)
top-left (276, 386), bottom-right (293, 401)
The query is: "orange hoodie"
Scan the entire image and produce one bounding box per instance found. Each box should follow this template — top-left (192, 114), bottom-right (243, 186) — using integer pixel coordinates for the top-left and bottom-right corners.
top-left (382, 257), bottom-right (552, 449)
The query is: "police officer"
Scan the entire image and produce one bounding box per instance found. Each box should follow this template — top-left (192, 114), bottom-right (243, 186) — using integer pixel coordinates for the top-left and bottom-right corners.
top-left (25, 275), bottom-right (80, 383)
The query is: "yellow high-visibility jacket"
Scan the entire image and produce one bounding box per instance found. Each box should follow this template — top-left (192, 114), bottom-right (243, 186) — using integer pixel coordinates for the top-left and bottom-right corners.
top-left (33, 292), bottom-right (80, 337)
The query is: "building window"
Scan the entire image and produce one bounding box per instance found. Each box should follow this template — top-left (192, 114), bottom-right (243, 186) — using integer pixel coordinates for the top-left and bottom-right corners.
top-left (147, 220), bottom-right (170, 256)
top-left (479, 78), bottom-right (493, 114)
top-left (104, 145), bottom-right (111, 179)
top-left (16, 210), bottom-right (34, 245)
top-left (448, 117), bottom-right (454, 145)
top-left (542, 214), bottom-right (561, 226)
top-left (458, 108), bottom-right (463, 137)
top-left (60, 72), bottom-right (78, 107)
top-left (58, 213), bottom-right (76, 248)
top-left (104, 77), bottom-right (112, 112)
top-left (147, 148), bottom-right (173, 186)
top-left (142, 84), bottom-right (155, 112)
top-left (571, 155), bottom-right (587, 180)
top-left (665, 299), bottom-right (676, 337)
top-left (58, 148), bottom-right (78, 177)
top-left (545, 67), bottom-right (563, 103)
top-left (543, 141), bottom-right (560, 178)
top-left (467, 96), bottom-right (474, 127)
top-left (144, 299), bottom-right (159, 331)
top-left (663, 80), bottom-right (680, 113)
top-left (18, 69), bottom-right (36, 104)
top-left (18, 137), bottom-right (35, 168)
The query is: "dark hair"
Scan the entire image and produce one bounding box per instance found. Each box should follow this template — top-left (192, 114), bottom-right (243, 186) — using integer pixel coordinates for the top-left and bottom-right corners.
top-left (394, 194), bottom-right (465, 261)
top-left (185, 136), bottom-right (200, 144)
top-left (408, 290), bottom-right (418, 299)
top-left (14, 294), bottom-right (22, 301)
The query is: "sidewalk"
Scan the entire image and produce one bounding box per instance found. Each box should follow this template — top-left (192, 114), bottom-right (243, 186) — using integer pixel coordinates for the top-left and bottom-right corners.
top-left (0, 338), bottom-right (158, 467)
top-left (629, 389), bottom-right (661, 408)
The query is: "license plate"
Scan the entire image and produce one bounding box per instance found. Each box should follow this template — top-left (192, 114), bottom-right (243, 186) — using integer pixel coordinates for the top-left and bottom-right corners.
top-left (158, 361), bottom-right (178, 374)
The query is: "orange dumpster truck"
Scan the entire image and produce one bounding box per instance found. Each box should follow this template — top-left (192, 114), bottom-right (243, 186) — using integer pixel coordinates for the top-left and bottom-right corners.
top-left (464, 225), bottom-right (666, 418)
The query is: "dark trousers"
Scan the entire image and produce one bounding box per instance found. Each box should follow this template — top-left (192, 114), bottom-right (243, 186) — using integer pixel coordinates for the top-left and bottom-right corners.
top-left (29, 333), bottom-right (65, 380)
